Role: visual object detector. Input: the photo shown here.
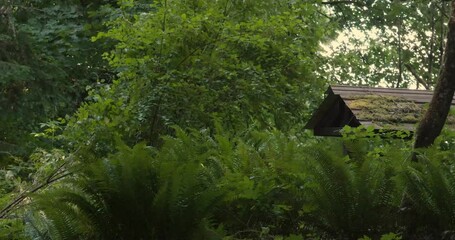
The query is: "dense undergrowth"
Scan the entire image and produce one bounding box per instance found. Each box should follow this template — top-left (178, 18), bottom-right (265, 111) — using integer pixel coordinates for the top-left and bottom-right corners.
top-left (2, 0), bottom-right (455, 239)
top-left (2, 126), bottom-right (453, 239)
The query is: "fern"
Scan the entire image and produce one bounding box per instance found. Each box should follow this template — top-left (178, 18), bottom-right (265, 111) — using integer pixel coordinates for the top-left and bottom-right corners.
top-left (400, 156), bottom-right (455, 235)
top-left (26, 137), bottom-right (225, 240)
top-left (306, 141), bottom-right (401, 238)
top-left (25, 127), bottom-right (412, 239)
top-left (213, 130), bottom-right (311, 238)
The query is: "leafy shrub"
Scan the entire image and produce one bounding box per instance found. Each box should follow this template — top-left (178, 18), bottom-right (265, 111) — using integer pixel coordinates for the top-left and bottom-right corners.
top-left (62, 0), bottom-right (331, 153)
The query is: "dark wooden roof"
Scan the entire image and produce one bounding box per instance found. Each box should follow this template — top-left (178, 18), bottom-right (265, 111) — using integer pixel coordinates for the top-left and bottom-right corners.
top-left (305, 85), bottom-right (455, 137)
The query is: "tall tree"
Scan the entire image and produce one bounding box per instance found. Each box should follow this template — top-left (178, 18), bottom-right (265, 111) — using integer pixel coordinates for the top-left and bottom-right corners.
top-left (414, 0), bottom-right (455, 149)
top-left (321, 0), bottom-right (448, 88)
top-left (0, 0), bottom-right (115, 157)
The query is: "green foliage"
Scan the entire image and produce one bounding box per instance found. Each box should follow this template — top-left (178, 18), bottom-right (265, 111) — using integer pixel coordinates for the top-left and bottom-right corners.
top-left (0, 0), bottom-right (114, 157)
top-left (24, 127), bottom-right (317, 239)
top-left (0, 2), bottom-right (335, 238)
top-left (400, 156), bottom-right (455, 235)
top-left (18, 119), bottom-right (455, 239)
top-left (0, 218), bottom-right (26, 240)
top-left (27, 140), bottom-right (223, 239)
top-left (71, 0), bottom-right (331, 149)
top-left (322, 0), bottom-right (448, 88)
top-left (63, 81), bottom-right (134, 158)
top-left (213, 130), bottom-right (312, 238)
top-left (359, 232), bottom-right (402, 240)
top-left (305, 141), bottom-right (403, 239)
top-left (7, 1), bottom-right (455, 239)
top-left (27, 127), bottom-right (450, 239)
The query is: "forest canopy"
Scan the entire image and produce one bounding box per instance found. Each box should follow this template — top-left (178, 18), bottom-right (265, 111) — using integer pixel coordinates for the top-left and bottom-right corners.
top-left (1, 0), bottom-right (455, 239)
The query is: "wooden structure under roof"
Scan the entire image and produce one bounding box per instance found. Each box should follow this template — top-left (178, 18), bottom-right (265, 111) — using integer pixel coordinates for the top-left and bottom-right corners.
top-left (304, 85), bottom-right (455, 137)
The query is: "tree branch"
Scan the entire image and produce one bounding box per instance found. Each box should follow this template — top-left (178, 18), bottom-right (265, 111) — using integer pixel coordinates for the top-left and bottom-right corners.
top-left (435, 4), bottom-right (450, 19)
top-left (404, 64), bottom-right (430, 89)
top-left (0, 138), bottom-right (91, 219)
top-left (0, 171), bottom-right (73, 219)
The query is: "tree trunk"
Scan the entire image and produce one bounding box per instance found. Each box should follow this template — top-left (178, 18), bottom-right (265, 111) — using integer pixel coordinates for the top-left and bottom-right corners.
top-left (414, 0), bottom-right (455, 149)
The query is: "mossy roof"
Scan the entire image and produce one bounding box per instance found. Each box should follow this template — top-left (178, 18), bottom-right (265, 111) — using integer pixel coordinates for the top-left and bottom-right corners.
top-left (307, 85), bottom-right (455, 133)
top-left (333, 85), bottom-right (455, 131)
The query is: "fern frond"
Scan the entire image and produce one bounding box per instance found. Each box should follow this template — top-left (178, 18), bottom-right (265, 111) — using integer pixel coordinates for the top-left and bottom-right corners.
top-left (401, 157), bottom-right (455, 232)
top-left (306, 141), bottom-right (401, 238)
